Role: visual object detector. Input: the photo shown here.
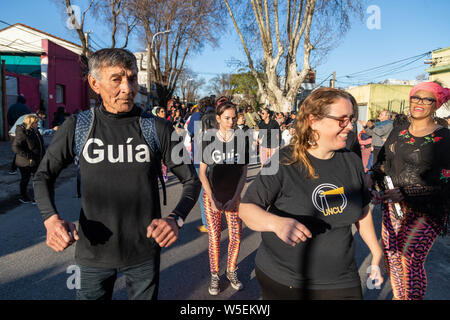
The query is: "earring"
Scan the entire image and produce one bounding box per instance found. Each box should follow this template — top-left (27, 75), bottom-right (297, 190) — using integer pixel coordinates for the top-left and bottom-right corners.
top-left (308, 139), bottom-right (316, 146)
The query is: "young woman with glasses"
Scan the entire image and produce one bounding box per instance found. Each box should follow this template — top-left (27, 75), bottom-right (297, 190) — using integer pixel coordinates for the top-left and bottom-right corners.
top-left (239, 87), bottom-right (383, 300)
top-left (371, 81), bottom-right (450, 300)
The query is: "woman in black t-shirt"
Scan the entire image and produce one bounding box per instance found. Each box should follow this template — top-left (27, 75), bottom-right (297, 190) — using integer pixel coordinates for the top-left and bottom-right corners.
top-left (199, 101), bottom-right (248, 296)
top-left (258, 108), bottom-right (280, 167)
top-left (371, 82), bottom-right (450, 300)
top-left (240, 88), bottom-right (384, 300)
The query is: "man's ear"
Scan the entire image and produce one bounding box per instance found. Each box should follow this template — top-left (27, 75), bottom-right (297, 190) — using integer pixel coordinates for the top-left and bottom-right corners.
top-left (88, 75), bottom-right (101, 95)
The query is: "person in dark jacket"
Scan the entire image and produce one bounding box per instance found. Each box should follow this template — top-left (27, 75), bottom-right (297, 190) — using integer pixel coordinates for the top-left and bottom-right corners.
top-left (12, 114), bottom-right (44, 203)
top-left (7, 94), bottom-right (31, 127)
top-left (7, 94), bottom-right (31, 174)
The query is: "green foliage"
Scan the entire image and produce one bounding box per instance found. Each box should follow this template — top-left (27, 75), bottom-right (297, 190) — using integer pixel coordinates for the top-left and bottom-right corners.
top-left (230, 71), bottom-right (261, 108)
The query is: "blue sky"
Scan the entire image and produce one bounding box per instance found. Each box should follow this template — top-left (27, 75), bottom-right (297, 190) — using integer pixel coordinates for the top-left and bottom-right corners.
top-left (1, 0), bottom-right (450, 93)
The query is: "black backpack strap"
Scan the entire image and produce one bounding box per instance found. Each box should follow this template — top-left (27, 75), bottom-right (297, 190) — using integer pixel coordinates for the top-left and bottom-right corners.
top-left (140, 111), bottom-right (166, 206)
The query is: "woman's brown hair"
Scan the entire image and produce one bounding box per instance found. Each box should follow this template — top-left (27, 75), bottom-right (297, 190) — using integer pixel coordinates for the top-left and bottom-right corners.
top-left (285, 87), bottom-right (354, 179)
top-left (216, 101), bottom-right (237, 117)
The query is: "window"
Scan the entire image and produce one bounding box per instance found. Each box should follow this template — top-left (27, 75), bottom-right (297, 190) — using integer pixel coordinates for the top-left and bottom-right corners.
top-left (56, 84), bottom-right (65, 104)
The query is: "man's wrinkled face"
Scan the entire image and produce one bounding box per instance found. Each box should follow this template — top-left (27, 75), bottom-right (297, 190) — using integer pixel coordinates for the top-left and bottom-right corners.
top-left (88, 65), bottom-right (138, 114)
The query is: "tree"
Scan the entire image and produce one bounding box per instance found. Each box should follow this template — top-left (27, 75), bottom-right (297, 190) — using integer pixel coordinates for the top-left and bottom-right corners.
top-left (223, 0), bottom-right (364, 112)
top-left (128, 0), bottom-right (223, 108)
top-left (63, 0), bottom-right (96, 58)
top-left (59, 0), bottom-right (137, 60)
top-left (208, 73), bottom-right (233, 97)
top-left (178, 69), bottom-right (205, 103)
top-left (230, 70), bottom-right (261, 108)
top-left (92, 0), bottom-right (137, 49)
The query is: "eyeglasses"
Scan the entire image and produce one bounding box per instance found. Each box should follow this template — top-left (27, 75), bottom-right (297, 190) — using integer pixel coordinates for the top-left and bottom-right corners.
top-left (323, 114), bottom-right (355, 128)
top-left (410, 96), bottom-right (436, 106)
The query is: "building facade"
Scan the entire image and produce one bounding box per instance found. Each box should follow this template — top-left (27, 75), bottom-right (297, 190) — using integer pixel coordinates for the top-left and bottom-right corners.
top-left (0, 23), bottom-right (92, 129)
top-left (426, 46), bottom-right (450, 118)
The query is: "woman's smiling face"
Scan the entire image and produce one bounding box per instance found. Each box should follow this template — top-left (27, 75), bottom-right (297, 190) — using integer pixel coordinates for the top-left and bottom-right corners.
top-left (409, 90), bottom-right (437, 120)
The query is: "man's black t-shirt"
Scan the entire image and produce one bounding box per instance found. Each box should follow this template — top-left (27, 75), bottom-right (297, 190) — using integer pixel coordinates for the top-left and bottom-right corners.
top-left (258, 119), bottom-right (280, 149)
top-left (241, 146), bottom-right (370, 290)
top-left (34, 106), bottom-right (200, 268)
top-left (201, 130), bottom-right (249, 203)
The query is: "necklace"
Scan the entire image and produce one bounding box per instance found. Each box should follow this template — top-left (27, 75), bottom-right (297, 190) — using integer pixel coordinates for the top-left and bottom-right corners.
top-left (217, 129), bottom-right (234, 142)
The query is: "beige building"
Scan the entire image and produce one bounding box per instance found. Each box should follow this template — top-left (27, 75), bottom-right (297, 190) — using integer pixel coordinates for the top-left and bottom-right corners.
top-left (426, 46), bottom-right (450, 117)
top-left (346, 83), bottom-right (414, 131)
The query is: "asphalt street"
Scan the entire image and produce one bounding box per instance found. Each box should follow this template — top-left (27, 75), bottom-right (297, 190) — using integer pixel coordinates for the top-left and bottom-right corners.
top-left (0, 139), bottom-right (449, 300)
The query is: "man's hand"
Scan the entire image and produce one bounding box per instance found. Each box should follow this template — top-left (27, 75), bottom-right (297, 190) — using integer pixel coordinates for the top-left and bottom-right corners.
top-left (44, 214), bottom-right (79, 252)
top-left (146, 218), bottom-right (179, 248)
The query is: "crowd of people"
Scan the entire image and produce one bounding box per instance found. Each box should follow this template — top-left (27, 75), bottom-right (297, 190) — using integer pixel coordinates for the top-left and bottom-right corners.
top-left (5, 48), bottom-right (450, 301)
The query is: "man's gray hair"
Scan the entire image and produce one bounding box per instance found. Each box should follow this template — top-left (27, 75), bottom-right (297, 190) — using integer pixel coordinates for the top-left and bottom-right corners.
top-left (88, 48), bottom-right (137, 80)
top-left (383, 110), bottom-right (392, 118)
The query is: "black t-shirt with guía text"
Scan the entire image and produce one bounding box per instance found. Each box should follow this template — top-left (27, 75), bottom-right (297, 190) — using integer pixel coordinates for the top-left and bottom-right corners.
top-left (201, 130), bottom-right (249, 204)
top-left (241, 146), bottom-right (370, 290)
top-left (34, 106), bottom-right (200, 268)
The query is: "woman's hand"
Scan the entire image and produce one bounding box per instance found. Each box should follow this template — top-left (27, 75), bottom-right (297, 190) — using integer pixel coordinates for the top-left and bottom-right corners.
top-left (210, 194), bottom-right (222, 212)
top-left (382, 188), bottom-right (404, 203)
top-left (223, 195), bottom-right (240, 212)
top-left (272, 216), bottom-right (312, 247)
top-left (370, 190), bottom-right (383, 205)
top-left (367, 261), bottom-right (384, 289)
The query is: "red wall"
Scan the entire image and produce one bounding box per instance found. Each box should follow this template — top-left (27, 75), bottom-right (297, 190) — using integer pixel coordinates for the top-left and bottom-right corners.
top-left (42, 39), bottom-right (89, 125)
top-left (5, 71), bottom-right (40, 112)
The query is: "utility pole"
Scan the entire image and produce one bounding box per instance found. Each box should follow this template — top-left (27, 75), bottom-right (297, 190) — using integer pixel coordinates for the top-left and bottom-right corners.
top-left (331, 71), bottom-right (336, 88)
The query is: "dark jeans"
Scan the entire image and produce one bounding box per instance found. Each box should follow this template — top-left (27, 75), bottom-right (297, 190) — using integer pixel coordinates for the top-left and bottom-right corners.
top-left (76, 256), bottom-right (160, 300)
top-left (18, 166), bottom-right (35, 198)
top-left (255, 266), bottom-right (362, 300)
top-left (9, 135), bottom-right (16, 171)
top-left (372, 146), bottom-right (382, 165)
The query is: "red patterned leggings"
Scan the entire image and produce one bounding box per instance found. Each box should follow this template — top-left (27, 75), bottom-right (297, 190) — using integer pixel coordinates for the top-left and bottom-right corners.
top-left (203, 193), bottom-right (242, 273)
top-left (381, 203), bottom-right (441, 300)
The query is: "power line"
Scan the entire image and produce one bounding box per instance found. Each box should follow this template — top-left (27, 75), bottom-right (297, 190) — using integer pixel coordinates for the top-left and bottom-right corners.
top-left (341, 52), bottom-right (430, 78)
top-left (334, 52), bottom-right (431, 86)
top-left (0, 37), bottom-right (44, 52)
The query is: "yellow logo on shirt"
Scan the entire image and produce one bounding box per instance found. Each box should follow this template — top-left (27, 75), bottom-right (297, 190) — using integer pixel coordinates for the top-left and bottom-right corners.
top-left (312, 184), bottom-right (347, 217)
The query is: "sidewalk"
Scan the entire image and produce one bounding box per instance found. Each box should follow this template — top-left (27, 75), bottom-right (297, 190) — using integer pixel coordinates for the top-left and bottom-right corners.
top-left (0, 137), bottom-right (78, 214)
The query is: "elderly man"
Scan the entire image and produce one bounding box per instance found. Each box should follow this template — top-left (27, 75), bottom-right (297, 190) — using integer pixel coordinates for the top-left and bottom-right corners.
top-left (33, 48), bottom-right (200, 300)
top-left (359, 109), bottom-right (393, 163)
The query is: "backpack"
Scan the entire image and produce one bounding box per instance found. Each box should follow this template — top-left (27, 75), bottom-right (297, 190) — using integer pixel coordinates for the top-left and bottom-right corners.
top-left (73, 107), bottom-right (167, 205)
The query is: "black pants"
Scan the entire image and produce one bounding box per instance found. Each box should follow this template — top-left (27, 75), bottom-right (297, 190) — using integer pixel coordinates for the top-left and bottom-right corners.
top-left (255, 266), bottom-right (362, 300)
top-left (18, 166), bottom-right (35, 198)
top-left (372, 147), bottom-right (382, 165)
top-left (76, 257), bottom-right (160, 300)
top-left (9, 135), bottom-right (17, 171)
